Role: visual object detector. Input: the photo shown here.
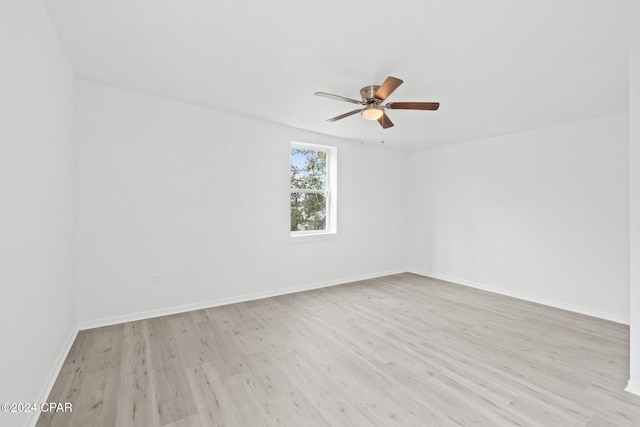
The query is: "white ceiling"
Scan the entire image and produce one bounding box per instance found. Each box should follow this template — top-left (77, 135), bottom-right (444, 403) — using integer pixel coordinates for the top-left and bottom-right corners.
top-left (43, 0), bottom-right (640, 151)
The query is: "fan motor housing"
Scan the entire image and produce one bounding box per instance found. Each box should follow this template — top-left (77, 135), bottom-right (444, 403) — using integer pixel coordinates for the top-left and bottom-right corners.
top-left (360, 85), bottom-right (381, 103)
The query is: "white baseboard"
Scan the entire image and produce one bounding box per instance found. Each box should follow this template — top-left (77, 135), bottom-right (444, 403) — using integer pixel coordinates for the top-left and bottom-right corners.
top-left (407, 268), bottom-right (629, 325)
top-left (25, 324), bottom-right (78, 427)
top-left (626, 380), bottom-right (640, 396)
top-left (77, 268), bottom-right (406, 330)
top-left (624, 380), bottom-right (640, 396)
top-left (79, 268), bottom-right (629, 329)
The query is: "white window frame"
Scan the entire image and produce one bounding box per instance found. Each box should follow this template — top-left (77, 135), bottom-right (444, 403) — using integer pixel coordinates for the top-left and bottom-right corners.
top-left (290, 141), bottom-right (337, 242)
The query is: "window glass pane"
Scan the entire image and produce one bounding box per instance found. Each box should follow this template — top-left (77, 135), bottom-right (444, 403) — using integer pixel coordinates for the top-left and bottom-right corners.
top-left (291, 148), bottom-right (327, 190)
top-left (290, 192), bottom-right (326, 231)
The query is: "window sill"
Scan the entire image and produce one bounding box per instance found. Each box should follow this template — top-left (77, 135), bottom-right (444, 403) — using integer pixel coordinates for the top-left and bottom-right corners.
top-left (290, 232), bottom-right (338, 243)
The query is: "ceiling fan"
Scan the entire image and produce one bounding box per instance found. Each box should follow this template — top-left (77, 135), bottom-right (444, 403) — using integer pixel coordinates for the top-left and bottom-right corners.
top-left (314, 76), bottom-right (439, 129)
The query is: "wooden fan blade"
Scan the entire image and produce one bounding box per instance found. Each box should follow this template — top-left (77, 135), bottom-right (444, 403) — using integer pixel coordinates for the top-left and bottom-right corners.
top-left (314, 92), bottom-right (363, 105)
top-left (327, 109), bottom-right (364, 122)
top-left (377, 112), bottom-right (394, 129)
top-left (374, 76), bottom-right (403, 100)
top-left (386, 102), bottom-right (440, 110)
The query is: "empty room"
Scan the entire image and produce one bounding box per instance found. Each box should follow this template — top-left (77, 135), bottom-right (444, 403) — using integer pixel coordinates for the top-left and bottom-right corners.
top-left (3, 0), bottom-right (640, 426)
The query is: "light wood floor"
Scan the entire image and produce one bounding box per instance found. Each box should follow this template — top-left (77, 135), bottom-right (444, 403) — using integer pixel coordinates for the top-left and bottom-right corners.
top-left (37, 273), bottom-right (640, 426)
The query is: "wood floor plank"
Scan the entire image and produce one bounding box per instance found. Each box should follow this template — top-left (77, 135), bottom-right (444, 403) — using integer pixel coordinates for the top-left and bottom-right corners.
top-left (185, 362), bottom-right (244, 426)
top-left (36, 273), bottom-right (640, 426)
top-left (114, 321), bottom-right (161, 427)
top-left (37, 332), bottom-right (90, 427)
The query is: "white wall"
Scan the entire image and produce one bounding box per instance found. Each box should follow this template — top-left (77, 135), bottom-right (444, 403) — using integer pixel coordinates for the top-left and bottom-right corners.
top-left (75, 81), bottom-right (408, 325)
top-left (0, 1), bottom-right (76, 426)
top-left (407, 113), bottom-right (629, 322)
top-left (629, 44), bottom-right (640, 395)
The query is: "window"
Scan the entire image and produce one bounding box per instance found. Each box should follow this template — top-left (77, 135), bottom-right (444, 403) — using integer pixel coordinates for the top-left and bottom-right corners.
top-left (290, 142), bottom-right (337, 239)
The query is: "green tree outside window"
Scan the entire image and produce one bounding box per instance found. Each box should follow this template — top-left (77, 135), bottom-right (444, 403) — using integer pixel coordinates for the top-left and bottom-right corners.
top-left (290, 148), bottom-right (328, 232)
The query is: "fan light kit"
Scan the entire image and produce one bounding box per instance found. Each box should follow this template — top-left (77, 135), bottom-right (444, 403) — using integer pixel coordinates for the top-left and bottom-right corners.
top-left (314, 76), bottom-right (439, 129)
top-left (362, 105), bottom-right (384, 121)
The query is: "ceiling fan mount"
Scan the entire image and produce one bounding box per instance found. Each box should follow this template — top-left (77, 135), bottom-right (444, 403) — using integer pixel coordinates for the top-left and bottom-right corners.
top-left (314, 76), bottom-right (439, 129)
top-left (360, 85), bottom-right (382, 103)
